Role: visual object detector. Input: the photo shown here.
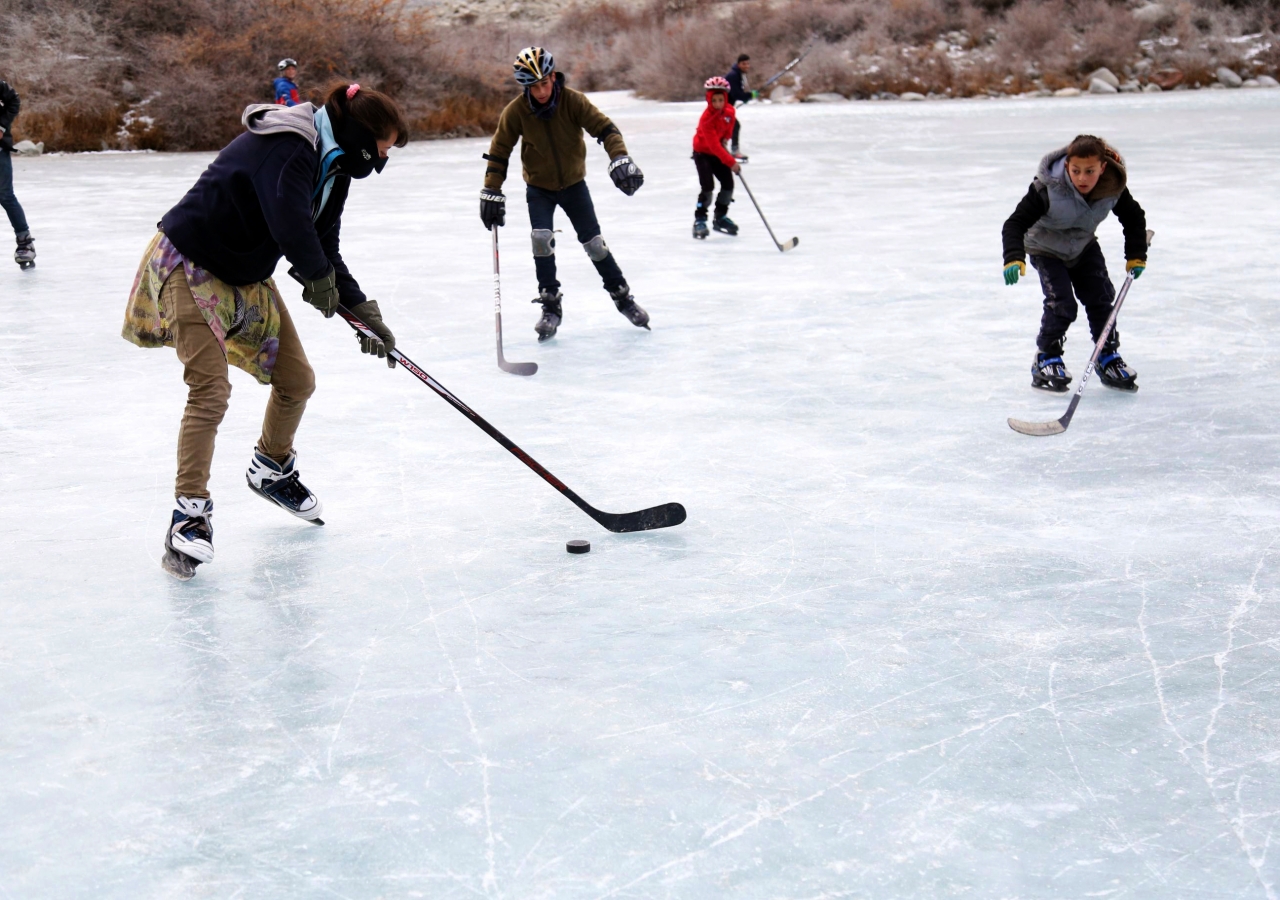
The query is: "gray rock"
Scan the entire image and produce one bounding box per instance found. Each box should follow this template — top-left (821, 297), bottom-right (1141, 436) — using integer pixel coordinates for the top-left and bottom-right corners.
top-left (1054, 87), bottom-right (1082, 98)
top-left (1142, 82), bottom-right (1163, 93)
top-left (1119, 81), bottom-right (1141, 93)
top-left (1216, 67), bottom-right (1243, 88)
top-left (899, 91), bottom-right (926, 101)
top-left (1243, 79), bottom-right (1261, 88)
top-left (1132, 2), bottom-right (1168, 24)
top-left (1257, 75), bottom-right (1279, 87)
top-left (1208, 82), bottom-right (1227, 90)
top-left (933, 39), bottom-right (949, 53)
top-left (13, 140), bottom-right (44, 156)
top-left (1089, 78), bottom-right (1118, 94)
top-left (1087, 67), bottom-right (1120, 89)
top-left (803, 92), bottom-right (848, 103)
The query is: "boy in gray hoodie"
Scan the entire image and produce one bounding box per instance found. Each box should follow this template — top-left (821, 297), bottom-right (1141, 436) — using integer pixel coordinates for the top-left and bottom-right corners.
top-left (1002, 134), bottom-right (1148, 392)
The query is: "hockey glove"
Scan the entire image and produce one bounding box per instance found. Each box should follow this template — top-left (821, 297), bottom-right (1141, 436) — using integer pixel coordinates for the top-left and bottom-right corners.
top-left (480, 188), bottom-right (506, 230)
top-left (1126, 259), bottom-right (1146, 280)
top-left (608, 156), bottom-right (644, 196)
top-left (301, 266), bottom-right (340, 318)
top-left (353, 300), bottom-right (396, 368)
top-left (1003, 261), bottom-right (1026, 286)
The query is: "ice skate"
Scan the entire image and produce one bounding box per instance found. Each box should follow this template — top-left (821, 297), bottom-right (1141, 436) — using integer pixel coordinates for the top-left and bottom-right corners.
top-left (14, 231), bottom-right (35, 270)
top-left (693, 219), bottom-right (709, 240)
top-left (608, 283), bottom-right (649, 330)
top-left (162, 496), bottom-right (214, 581)
top-left (713, 215), bottom-right (739, 236)
top-left (532, 288), bottom-right (563, 341)
top-left (1032, 349), bottom-right (1072, 392)
top-left (1097, 350), bottom-right (1138, 392)
top-left (246, 447), bottom-right (324, 523)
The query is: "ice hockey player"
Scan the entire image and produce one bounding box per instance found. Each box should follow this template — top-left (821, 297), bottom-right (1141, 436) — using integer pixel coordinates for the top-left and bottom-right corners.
top-left (478, 47), bottom-right (648, 341)
top-left (724, 54), bottom-right (758, 159)
top-left (1002, 134), bottom-right (1147, 392)
top-left (121, 83), bottom-right (407, 580)
top-left (274, 59), bottom-right (301, 107)
top-left (691, 76), bottom-right (740, 240)
top-left (0, 78), bottom-right (34, 269)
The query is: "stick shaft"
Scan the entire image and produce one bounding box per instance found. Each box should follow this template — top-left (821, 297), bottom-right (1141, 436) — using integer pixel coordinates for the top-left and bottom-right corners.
top-left (1057, 273), bottom-right (1133, 429)
top-left (736, 171), bottom-right (784, 248)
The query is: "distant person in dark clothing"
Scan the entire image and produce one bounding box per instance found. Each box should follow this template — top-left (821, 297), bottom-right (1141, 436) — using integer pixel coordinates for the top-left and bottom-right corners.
top-left (724, 54), bottom-right (757, 157)
top-left (274, 59), bottom-right (301, 107)
top-left (0, 78), bottom-right (34, 269)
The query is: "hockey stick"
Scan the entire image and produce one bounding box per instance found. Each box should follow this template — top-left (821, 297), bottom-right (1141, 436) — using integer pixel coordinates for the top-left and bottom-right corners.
top-left (736, 170), bottom-right (798, 252)
top-left (1007, 229), bottom-right (1153, 437)
top-left (492, 227), bottom-right (537, 376)
top-left (760, 40), bottom-right (820, 90)
top-left (288, 272), bottom-right (685, 532)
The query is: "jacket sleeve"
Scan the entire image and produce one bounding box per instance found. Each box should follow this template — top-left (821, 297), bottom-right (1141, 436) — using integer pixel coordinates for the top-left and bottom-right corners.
top-left (1112, 188), bottom-right (1148, 262)
top-left (252, 139), bottom-right (333, 282)
top-left (319, 212), bottom-right (367, 307)
top-left (483, 101), bottom-right (522, 190)
top-left (0, 81), bottom-right (18, 134)
top-left (1002, 182), bottom-right (1049, 264)
top-left (574, 92), bottom-right (628, 159)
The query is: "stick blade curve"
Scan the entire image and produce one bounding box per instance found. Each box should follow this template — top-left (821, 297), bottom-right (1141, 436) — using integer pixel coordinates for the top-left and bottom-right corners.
top-left (499, 359), bottom-right (538, 376)
top-left (1008, 416), bottom-right (1067, 437)
top-left (593, 502), bottom-right (687, 533)
top-left (779, 237), bottom-right (799, 252)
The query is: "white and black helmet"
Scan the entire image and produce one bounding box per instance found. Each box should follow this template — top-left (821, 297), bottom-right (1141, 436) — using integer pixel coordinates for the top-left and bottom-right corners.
top-left (277, 58), bottom-right (298, 71)
top-left (513, 47), bottom-right (555, 86)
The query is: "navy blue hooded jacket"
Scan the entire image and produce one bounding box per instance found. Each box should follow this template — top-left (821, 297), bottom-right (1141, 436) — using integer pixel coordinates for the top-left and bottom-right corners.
top-left (725, 64), bottom-right (752, 106)
top-left (160, 104), bottom-right (366, 306)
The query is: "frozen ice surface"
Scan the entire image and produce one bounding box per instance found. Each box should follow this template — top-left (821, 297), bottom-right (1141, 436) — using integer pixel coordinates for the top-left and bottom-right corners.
top-left (2, 89), bottom-right (1280, 898)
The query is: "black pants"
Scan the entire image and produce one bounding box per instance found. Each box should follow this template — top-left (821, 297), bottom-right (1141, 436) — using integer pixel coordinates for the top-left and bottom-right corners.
top-left (526, 180), bottom-right (624, 293)
top-left (693, 152), bottom-right (734, 222)
top-left (1031, 240), bottom-right (1118, 353)
top-left (731, 119), bottom-right (741, 152)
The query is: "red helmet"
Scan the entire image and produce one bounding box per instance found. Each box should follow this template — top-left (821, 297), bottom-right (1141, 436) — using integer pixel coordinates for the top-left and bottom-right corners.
top-left (703, 76), bottom-right (730, 92)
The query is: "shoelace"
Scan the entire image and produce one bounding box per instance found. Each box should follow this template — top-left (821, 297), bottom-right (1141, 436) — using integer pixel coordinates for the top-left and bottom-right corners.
top-left (175, 514), bottom-right (212, 542)
top-left (264, 470), bottom-right (311, 506)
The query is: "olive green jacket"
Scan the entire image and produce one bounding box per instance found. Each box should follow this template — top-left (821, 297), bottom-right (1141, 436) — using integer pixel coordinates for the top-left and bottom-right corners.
top-left (484, 76), bottom-right (629, 192)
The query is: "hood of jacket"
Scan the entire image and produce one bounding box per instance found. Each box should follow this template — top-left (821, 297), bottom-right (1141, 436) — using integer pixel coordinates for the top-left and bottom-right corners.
top-left (241, 102), bottom-right (319, 148)
top-left (1036, 143), bottom-right (1126, 203)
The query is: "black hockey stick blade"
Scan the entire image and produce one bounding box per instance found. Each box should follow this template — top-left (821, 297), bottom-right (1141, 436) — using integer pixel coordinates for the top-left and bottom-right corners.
top-left (590, 501), bottom-right (687, 533)
top-left (493, 230), bottom-right (537, 376)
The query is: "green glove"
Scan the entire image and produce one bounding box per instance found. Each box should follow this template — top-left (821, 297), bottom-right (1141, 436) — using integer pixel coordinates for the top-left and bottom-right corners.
top-left (1126, 259), bottom-right (1146, 280)
top-left (1003, 261), bottom-right (1025, 286)
top-left (353, 300), bottom-right (396, 368)
top-left (301, 266), bottom-right (339, 318)
top-left (750, 90), bottom-right (760, 99)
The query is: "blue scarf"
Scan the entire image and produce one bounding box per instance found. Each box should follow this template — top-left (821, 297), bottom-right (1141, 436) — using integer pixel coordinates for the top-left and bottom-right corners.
top-left (312, 107), bottom-right (344, 220)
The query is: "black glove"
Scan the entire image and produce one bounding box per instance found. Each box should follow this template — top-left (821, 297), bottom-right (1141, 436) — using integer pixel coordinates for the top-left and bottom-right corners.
top-left (608, 156), bottom-right (644, 196)
top-left (352, 300), bottom-right (396, 368)
top-left (301, 266), bottom-right (340, 318)
top-left (480, 188), bottom-right (506, 230)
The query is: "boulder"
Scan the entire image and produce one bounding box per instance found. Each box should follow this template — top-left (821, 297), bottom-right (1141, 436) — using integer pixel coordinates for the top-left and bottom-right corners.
top-left (1208, 82), bottom-right (1226, 90)
top-left (803, 92), bottom-right (848, 103)
top-left (769, 84), bottom-right (798, 103)
top-left (1119, 81), bottom-right (1141, 93)
top-left (1150, 68), bottom-right (1184, 89)
top-left (13, 140), bottom-right (43, 156)
top-left (1089, 78), bottom-right (1118, 94)
top-left (899, 91), bottom-right (926, 101)
top-left (1258, 75), bottom-right (1279, 87)
top-left (1086, 67), bottom-right (1120, 89)
top-left (1054, 87), bottom-right (1082, 97)
top-left (933, 39), bottom-right (949, 53)
top-left (1243, 79), bottom-right (1261, 88)
top-left (1142, 82), bottom-right (1163, 93)
top-left (1217, 67), bottom-right (1243, 88)
top-left (1132, 2), bottom-right (1168, 25)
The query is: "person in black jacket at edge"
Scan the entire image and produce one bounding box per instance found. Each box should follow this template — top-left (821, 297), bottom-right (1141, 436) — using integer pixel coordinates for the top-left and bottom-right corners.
top-left (0, 78), bottom-right (35, 269)
top-left (1002, 134), bottom-right (1148, 394)
top-left (724, 54), bottom-right (757, 158)
top-left (121, 82), bottom-right (408, 581)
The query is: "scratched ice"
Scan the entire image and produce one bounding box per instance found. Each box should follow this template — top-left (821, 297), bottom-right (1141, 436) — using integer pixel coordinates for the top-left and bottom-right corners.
top-left (2, 88), bottom-right (1279, 898)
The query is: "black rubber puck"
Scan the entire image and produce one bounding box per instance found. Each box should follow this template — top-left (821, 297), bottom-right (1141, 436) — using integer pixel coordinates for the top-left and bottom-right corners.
top-left (566, 539), bottom-right (591, 554)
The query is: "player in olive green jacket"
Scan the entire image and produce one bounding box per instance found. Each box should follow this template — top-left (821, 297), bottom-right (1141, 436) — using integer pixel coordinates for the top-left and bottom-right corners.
top-left (479, 47), bottom-right (648, 341)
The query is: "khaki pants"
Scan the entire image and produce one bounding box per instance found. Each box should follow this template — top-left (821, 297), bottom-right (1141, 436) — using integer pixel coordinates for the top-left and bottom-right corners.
top-left (163, 268), bottom-right (315, 499)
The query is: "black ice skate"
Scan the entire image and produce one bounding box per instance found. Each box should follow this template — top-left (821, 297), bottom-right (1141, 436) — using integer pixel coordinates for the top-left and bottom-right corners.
top-left (693, 219), bottom-right (709, 240)
top-left (1032, 349), bottom-right (1072, 392)
top-left (532, 288), bottom-right (563, 341)
top-left (14, 231), bottom-right (35, 270)
top-left (246, 447), bottom-right (324, 524)
top-left (608, 283), bottom-right (650, 330)
top-left (713, 215), bottom-right (739, 236)
top-left (1097, 350), bottom-right (1138, 392)
top-left (162, 496), bottom-right (214, 581)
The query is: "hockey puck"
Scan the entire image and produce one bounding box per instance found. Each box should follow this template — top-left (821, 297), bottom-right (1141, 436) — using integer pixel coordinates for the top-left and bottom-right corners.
top-left (566, 539), bottom-right (591, 554)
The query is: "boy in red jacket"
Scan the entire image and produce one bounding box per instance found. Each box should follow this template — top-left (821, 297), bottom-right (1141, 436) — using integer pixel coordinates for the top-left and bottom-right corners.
top-left (691, 76), bottom-right (740, 240)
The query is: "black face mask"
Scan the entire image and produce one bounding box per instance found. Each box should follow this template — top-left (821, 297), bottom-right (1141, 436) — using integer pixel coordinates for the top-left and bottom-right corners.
top-left (331, 101), bottom-right (386, 179)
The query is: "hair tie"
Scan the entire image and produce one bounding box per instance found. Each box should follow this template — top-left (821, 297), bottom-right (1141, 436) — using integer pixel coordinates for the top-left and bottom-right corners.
top-left (346, 84), bottom-right (360, 99)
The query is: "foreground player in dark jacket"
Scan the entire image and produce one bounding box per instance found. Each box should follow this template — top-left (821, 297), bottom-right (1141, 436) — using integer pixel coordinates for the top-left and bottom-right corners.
top-left (479, 46), bottom-right (648, 341)
top-left (1002, 134), bottom-right (1148, 392)
top-left (0, 78), bottom-right (34, 269)
top-left (122, 82), bottom-right (407, 580)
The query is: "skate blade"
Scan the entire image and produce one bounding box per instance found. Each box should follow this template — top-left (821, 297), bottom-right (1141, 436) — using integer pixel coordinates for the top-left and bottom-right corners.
top-left (161, 549), bottom-right (200, 581)
top-left (1032, 382), bottom-right (1070, 393)
top-left (1101, 381), bottom-right (1139, 393)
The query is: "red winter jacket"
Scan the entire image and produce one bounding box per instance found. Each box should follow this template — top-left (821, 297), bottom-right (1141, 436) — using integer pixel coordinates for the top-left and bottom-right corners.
top-left (692, 92), bottom-right (737, 167)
